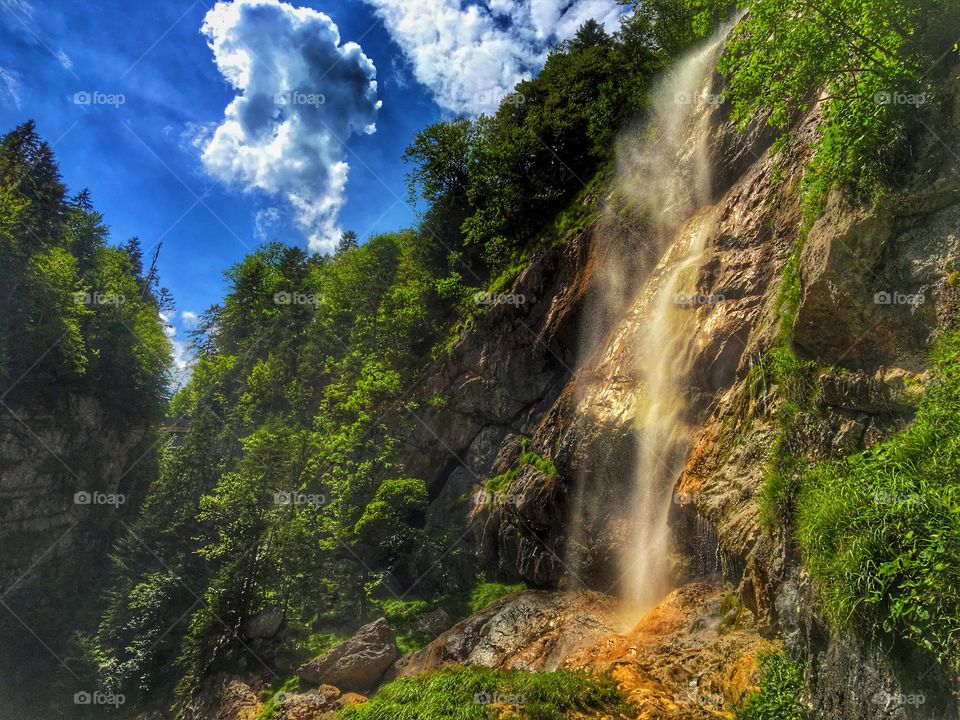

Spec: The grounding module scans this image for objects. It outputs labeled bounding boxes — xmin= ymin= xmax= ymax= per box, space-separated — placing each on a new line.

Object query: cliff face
xmin=396 ymin=60 xmax=960 ymax=718
xmin=0 ymin=395 xmax=151 ymax=704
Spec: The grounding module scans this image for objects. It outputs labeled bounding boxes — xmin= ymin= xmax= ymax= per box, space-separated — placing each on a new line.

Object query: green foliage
xmin=796 ymin=331 xmax=960 ymax=674
xmin=734 ymin=653 xmax=804 ymax=720
xmin=257 ymin=677 xmax=301 ymax=720
xmin=486 ymin=440 xmax=558 ymax=496
xmin=335 ymin=666 xmax=635 ymax=720
xmin=0 ymin=121 xmax=172 ymax=415
xmin=721 ymin=0 xmax=958 ymax=215
xmin=402 ymin=13 xmax=703 ymax=284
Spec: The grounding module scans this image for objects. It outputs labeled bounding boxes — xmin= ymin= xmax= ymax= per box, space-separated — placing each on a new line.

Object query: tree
xmin=336 ymin=230 xmax=358 ymax=254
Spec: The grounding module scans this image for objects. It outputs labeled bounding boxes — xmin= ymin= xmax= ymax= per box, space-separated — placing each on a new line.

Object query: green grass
xmin=257 ymin=677 xmax=300 ymax=720
xmin=796 ymin=330 xmax=960 ymax=674
xmin=334 ymin=665 xmax=635 ymax=720
xmin=734 ymin=653 xmax=804 ymax=720
xmin=466 ymin=582 xmax=525 ymax=614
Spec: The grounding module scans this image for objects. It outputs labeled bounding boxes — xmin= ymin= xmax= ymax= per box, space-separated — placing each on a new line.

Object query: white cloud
xmin=180 ymin=311 xmax=200 ymax=329
xmin=198 ymin=0 xmax=381 ymax=254
xmin=254 ymin=206 xmax=282 ymax=241
xmin=55 ymin=49 xmax=73 ymax=70
xmin=364 ymin=0 xmax=627 ymax=114
xmin=0 ymin=67 xmax=21 ymax=109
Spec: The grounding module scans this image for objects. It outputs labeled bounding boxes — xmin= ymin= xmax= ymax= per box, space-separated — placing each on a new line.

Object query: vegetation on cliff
xmin=0 ymin=121 xmax=172 ymax=416
xmin=797 ymin=330 xmax=960 ymax=675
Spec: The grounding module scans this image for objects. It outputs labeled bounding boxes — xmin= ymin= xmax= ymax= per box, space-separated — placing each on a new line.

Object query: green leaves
xmin=735 ymin=653 xmax=805 ymax=720
xmin=721 ymin=0 xmax=954 ymax=215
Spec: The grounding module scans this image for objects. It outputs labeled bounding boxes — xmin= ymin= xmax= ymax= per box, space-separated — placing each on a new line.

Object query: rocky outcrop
xmin=401 ymin=584 xmax=775 ymax=720
xmin=181 ymin=678 xmax=366 ymax=720
xmin=398 ymin=590 xmax=619 ymax=675
xmin=297 ymin=618 xmax=398 ymax=692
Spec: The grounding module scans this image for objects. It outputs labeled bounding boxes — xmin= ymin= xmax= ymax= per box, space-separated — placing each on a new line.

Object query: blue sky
xmin=0 ymin=0 xmax=627 ymax=366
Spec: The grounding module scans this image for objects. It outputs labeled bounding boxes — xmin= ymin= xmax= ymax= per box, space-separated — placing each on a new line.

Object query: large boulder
xmin=241 ymin=606 xmax=284 ymax=640
xmin=397 ymin=590 xmax=618 ymax=676
xmin=297 ymin=618 xmax=398 ymax=692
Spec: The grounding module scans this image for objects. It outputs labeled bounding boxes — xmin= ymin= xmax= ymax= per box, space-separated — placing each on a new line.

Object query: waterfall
xmin=614 ymin=27 xmax=734 ymax=611
xmin=568 ymin=23 xmax=737 ymax=613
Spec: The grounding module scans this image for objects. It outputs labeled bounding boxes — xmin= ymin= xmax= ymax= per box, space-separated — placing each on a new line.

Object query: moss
xmin=334 ymin=665 xmax=635 ymax=720
xmin=485 ymin=438 xmax=557 ymax=499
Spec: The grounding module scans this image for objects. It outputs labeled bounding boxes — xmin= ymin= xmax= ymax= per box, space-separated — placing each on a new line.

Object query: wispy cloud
xmin=0 ymin=67 xmax=22 ymax=109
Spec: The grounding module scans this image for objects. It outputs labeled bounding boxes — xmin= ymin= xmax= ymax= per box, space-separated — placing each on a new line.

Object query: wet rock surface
xmin=400 ymin=584 xmax=775 ymax=719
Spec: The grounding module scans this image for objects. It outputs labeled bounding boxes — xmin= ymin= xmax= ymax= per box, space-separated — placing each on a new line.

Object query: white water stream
xmin=574 ymin=25 xmax=737 ymax=612
xmin=616 ymin=28 xmax=734 ymax=610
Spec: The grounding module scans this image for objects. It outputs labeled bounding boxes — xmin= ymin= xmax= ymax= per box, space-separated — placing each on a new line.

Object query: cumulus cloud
xmin=364 ymin=0 xmax=628 ymax=114
xmin=198 ymin=0 xmax=381 ymax=253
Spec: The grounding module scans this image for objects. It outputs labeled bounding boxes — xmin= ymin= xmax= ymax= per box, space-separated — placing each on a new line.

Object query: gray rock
xmin=412 ymin=608 xmax=453 ymax=637
xmin=241 ymin=606 xmax=284 ymax=640
xmin=297 ymin=618 xmax=397 ymax=692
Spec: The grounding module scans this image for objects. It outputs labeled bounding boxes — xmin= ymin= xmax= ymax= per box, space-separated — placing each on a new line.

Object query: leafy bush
xmin=721 ymin=0 xmax=958 ymax=215
xmin=735 ymin=652 xmax=804 ymax=720
xmin=335 ymin=666 xmax=635 ymax=720
xmin=796 ymin=331 xmax=960 ymax=674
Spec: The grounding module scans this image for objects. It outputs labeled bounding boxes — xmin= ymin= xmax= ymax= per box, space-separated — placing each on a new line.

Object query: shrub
xmin=735 ymin=652 xmax=804 ymax=720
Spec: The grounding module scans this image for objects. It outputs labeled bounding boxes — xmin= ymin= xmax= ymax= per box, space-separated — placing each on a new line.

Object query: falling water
xmin=613 ymin=26 xmax=735 ymax=611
